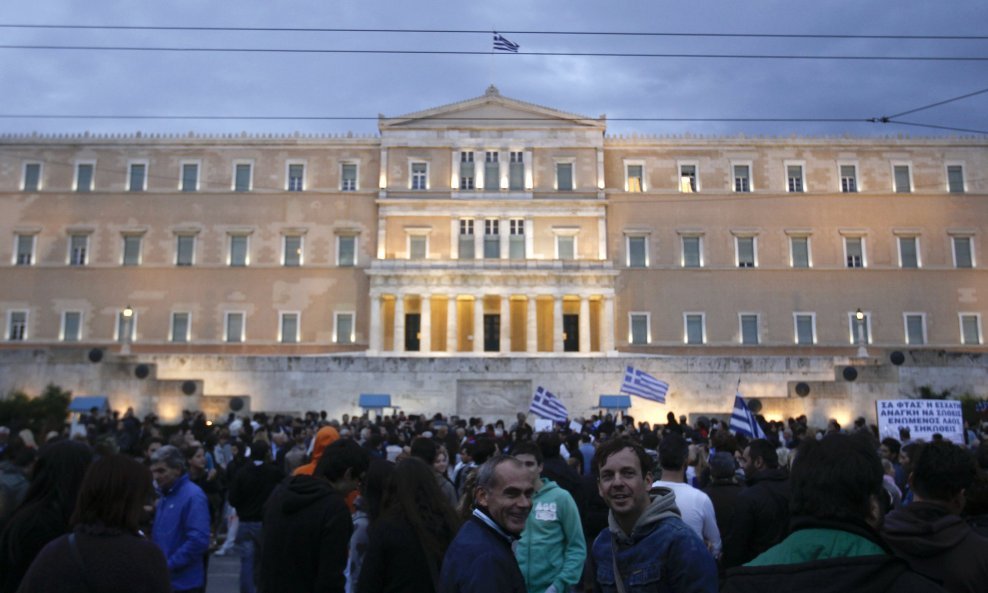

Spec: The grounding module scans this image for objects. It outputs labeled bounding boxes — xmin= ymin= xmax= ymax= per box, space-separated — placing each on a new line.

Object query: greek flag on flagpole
xmin=529 ymin=386 xmax=568 ymax=423
xmin=730 ymin=394 xmax=767 ymax=439
xmin=619 ymin=366 xmax=669 ymax=404
xmin=493 ymin=32 xmax=520 ymax=53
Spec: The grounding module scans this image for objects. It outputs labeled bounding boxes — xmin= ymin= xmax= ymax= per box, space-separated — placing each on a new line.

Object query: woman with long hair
xmin=357 ymin=457 xmax=460 ymax=593
xmin=0 ymin=439 xmax=93 ymax=593
xmin=18 ymin=454 xmax=170 ymax=592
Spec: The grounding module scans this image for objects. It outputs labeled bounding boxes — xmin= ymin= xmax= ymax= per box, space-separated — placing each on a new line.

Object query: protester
xmin=0 ymin=439 xmax=94 ymax=593
xmin=588 ymin=438 xmax=717 ymax=593
xmin=294 ymin=424 xmax=340 ymax=476
xmin=439 ymin=455 xmax=535 ymax=593
xmin=228 ymin=439 xmax=285 ymax=593
xmin=17 ymin=455 xmax=171 ymax=593
xmin=411 ymin=436 xmax=459 ymax=509
xmin=653 ymin=433 xmax=721 ymax=557
xmin=348 ymin=458 xmax=395 ymax=593
xmin=150 ymin=444 xmax=211 ymax=593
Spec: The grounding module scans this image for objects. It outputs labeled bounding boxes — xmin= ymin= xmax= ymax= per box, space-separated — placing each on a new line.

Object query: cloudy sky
xmin=1 ymin=0 xmax=986 ymax=138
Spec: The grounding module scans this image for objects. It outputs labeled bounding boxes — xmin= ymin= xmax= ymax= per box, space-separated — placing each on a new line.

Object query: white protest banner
xmin=534 ymin=418 xmax=555 ymax=433
xmin=876 ymin=399 xmax=964 ymax=444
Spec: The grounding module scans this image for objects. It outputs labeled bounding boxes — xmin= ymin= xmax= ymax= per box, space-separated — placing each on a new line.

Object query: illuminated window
xmin=626 ymin=163 xmax=644 ymax=193
xmin=509 ymin=219 xmax=525 ymax=259
xmin=556 ymin=162 xmax=573 ymax=191
xmin=283 ymin=235 xmax=303 ymax=267
xmin=679 ymin=163 xmax=697 ymax=192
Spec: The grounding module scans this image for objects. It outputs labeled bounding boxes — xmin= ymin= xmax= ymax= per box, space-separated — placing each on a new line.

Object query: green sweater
xmin=747 ymin=528 xmax=886 ymax=567
xmin=515 ymin=478 xmax=587 ymax=593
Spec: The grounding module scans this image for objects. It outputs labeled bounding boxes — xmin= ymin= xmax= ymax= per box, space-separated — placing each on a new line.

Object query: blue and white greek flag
xmin=493 ymin=32 xmax=520 ymax=53
xmin=529 ymin=386 xmax=568 ymax=423
xmin=731 ymin=394 xmax=767 ymax=439
xmin=619 ymin=366 xmax=669 ymax=404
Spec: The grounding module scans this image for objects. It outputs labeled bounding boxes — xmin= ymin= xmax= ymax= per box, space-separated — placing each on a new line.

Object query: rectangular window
xmin=411 ymin=162 xmax=427 ymax=190
xmin=229 ymin=235 xmax=249 ymax=267
xmin=8 ymin=311 xmax=27 ymax=341
xmin=898 ymin=236 xmax=919 ymax=268
xmin=733 ymin=164 xmax=751 ymax=192
xmin=509 ymin=219 xmax=525 ymax=259
xmin=283 ymin=235 xmax=303 ymax=267
xmin=960 ymin=314 xmax=981 ymax=345
xmin=893 ymin=165 xmax=912 ymax=193
xmin=509 ymin=151 xmax=524 ymax=190
xmin=556 ymin=163 xmax=573 ymax=191
xmin=740 ymin=314 xmax=759 ymax=345
xmin=483 ymin=220 xmax=500 ymax=259
xmin=787 ymin=164 xmax=804 ymax=193
xmin=790 ymin=236 xmax=810 ymax=268
xmin=484 ymin=152 xmax=499 ymax=190
xmin=947 ymin=165 xmax=965 ymax=194
xmin=176 ymin=235 xmax=195 ymax=266
xmin=15 ymin=234 xmax=35 ymax=266
xmin=409 ymin=235 xmax=427 ymax=260
xmin=128 ymin=163 xmax=146 ymax=192
xmin=288 ymin=163 xmax=305 ymax=192
xmin=341 ymin=164 xmax=357 ymax=191
xmin=685 ymin=314 xmax=704 ymax=345
xmin=680 ymin=164 xmax=697 ymax=193
xmin=627 ymin=236 xmax=647 ymax=268
xmin=122 ymin=235 xmax=142 ymax=266
xmin=459 ymin=152 xmax=475 ymax=190
xmin=69 ymin=234 xmax=88 ymax=266
xmin=849 ymin=312 xmax=871 ymax=345
xmin=736 ymin=236 xmax=756 ymax=268
xmin=225 ymin=312 xmax=245 ymax=343
xmin=629 ymin=313 xmax=649 ymax=345
xmin=171 ymin=312 xmax=190 ymax=343
xmin=62 ymin=311 xmax=82 ymax=342
xmin=795 ymin=314 xmax=815 ymax=345
xmin=181 ymin=163 xmax=199 ymax=192
xmin=953 ymin=236 xmax=974 ymax=268
xmin=458 ymin=219 xmax=475 ymax=259
xmin=626 ymin=164 xmax=643 ymax=192
xmin=905 ymin=314 xmax=926 ymax=345
xmin=75 ymin=163 xmax=94 ymax=192
xmin=234 ymin=163 xmax=252 ymax=192
xmin=557 ymin=236 xmax=575 ymax=260
xmin=280 ymin=312 xmax=299 ymax=344
xmin=335 ymin=312 xmax=354 ymax=344
xmin=840 ymin=165 xmax=857 ymax=193
xmin=845 ymin=237 xmax=864 ymax=268
xmin=22 ymin=163 xmax=41 ymax=191
xmin=337 ymin=235 xmax=356 ymax=267
xmin=682 ymin=236 xmax=702 ymax=268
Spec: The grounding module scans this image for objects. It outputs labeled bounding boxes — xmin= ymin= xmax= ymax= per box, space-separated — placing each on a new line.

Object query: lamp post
xmin=855 ymin=308 xmax=868 ymax=358
xmin=121 ymin=305 xmax=134 ymax=355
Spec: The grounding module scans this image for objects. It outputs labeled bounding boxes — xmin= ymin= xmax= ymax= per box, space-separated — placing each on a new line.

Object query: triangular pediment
xmin=379 ymin=85 xmax=605 ymax=131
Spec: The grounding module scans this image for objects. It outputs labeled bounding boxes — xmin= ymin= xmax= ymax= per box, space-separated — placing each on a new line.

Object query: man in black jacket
xmin=722 ymin=438 xmax=790 ymax=568
xmin=261 ymin=439 xmax=369 ymax=593
xmin=228 ymin=440 xmax=285 ymax=593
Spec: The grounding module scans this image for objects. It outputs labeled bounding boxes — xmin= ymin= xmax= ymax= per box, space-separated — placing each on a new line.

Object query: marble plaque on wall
xmin=456 ymin=379 xmax=532 ymax=420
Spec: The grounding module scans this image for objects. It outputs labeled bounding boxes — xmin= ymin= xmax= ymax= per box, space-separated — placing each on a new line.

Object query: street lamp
xmin=855 ymin=308 xmax=868 ymax=358
xmin=121 ymin=304 xmax=134 ymax=355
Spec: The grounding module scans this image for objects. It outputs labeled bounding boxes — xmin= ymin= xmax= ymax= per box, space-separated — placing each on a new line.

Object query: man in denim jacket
xmin=590 ymin=438 xmax=717 ymax=593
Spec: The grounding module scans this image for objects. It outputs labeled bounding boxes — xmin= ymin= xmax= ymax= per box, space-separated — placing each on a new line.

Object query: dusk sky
xmin=1 ymin=0 xmax=986 ymax=138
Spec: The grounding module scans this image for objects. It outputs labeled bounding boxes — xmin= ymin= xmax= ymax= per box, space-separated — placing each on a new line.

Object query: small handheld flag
xmin=730 ymin=394 xmax=767 ymax=439
xmin=619 ymin=366 xmax=669 ymax=404
xmin=493 ymin=32 xmax=520 ymax=53
xmin=529 ymin=386 xmax=568 ymax=423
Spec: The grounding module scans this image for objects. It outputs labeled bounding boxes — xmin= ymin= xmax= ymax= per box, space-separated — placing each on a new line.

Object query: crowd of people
xmin=0 ymin=406 xmax=987 ymax=592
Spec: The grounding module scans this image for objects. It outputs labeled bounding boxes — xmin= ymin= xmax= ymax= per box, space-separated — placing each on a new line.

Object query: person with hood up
xmin=261 ymin=438 xmax=370 ymax=593
xmin=588 ymin=438 xmax=717 ymax=593
xmin=294 ymin=425 xmax=341 ymax=476
xmin=882 ymin=440 xmax=988 ymax=593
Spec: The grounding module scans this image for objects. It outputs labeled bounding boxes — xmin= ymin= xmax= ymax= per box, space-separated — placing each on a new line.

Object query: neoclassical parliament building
xmin=1 ymin=87 xmax=986 ymax=419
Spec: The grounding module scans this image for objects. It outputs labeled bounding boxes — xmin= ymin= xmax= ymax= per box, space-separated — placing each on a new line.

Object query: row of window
xmin=627 ymin=312 xmax=984 ymax=346
xmin=17 ymin=157 xmax=969 ymax=195
xmin=624 ymin=233 xmax=977 ymax=269
xmin=5 ymin=310 xmax=356 ymax=345
xmin=13 ymin=232 xmax=357 ymax=267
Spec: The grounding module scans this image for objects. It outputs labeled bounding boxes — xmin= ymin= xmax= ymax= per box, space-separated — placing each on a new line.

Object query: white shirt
xmin=652 ymin=480 xmax=722 ymax=557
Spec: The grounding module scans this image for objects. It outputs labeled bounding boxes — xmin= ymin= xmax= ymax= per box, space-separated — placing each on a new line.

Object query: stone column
xmin=474 ymin=227 xmax=483 ymax=260
xmin=598 ymin=217 xmax=608 ymax=260
xmin=500 ymin=295 xmax=511 ymax=353
xmin=500 ymin=218 xmax=510 ymax=259
xmin=369 ymin=294 xmax=382 ymax=353
xmin=527 ymin=295 xmax=537 ymax=353
xmin=447 ymin=295 xmax=458 ymax=353
xmin=473 ymin=295 xmax=484 ymax=353
xmin=525 ymin=219 xmax=535 ymax=259
xmin=579 ymin=296 xmax=591 ymax=353
xmin=420 ymin=294 xmax=431 ymax=354
xmin=393 ymin=295 xmax=405 ymax=353
xmin=450 ymin=220 xmax=459 ymax=260
xmin=553 ymin=295 xmax=564 ymax=352
xmin=603 ymin=295 xmax=616 ymax=353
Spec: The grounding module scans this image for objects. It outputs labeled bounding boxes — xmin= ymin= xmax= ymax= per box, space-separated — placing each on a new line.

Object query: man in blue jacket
xmin=439 ymin=455 xmax=535 ymax=593
xmin=151 ymin=445 xmax=211 ymax=593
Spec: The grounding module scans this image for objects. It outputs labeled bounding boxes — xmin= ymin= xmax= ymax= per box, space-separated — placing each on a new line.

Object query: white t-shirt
xmin=652 ymin=480 xmax=722 ymax=557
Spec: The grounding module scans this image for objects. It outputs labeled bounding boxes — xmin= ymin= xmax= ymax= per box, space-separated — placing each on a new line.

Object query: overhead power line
xmin=0 ymin=44 xmax=984 ymax=61
xmin=1 ymin=23 xmax=987 ymax=41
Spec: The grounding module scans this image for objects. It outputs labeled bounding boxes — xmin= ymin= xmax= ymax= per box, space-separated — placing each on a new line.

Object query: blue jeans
xmin=236 ymin=521 xmax=263 ymax=593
